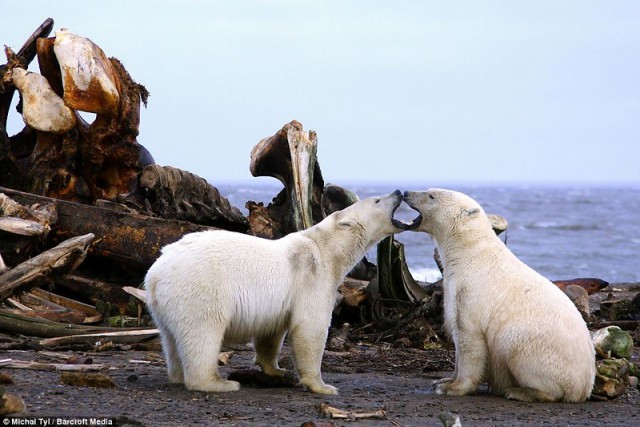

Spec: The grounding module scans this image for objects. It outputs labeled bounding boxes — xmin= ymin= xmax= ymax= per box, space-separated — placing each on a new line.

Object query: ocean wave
xmin=409 ymin=267 xmax=443 ymax=283
xmin=524 ymin=222 xmax=600 ymax=231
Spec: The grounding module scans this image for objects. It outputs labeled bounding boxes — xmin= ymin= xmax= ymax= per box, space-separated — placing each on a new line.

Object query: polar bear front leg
xmin=289 ymin=323 xmax=337 ymax=395
xmin=435 ymin=333 xmax=487 ymax=396
xmin=254 ymin=331 xmax=289 ymax=377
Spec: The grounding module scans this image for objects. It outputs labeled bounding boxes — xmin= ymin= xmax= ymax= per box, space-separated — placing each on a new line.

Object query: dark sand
xmin=2 ymin=343 xmax=638 ymax=427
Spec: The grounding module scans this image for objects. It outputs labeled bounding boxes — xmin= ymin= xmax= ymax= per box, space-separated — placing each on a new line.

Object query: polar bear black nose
xmin=393 ymin=189 xmax=402 ymax=196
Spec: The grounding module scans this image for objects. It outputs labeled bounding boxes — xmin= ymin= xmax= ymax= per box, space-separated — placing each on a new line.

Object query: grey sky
xmin=5 ymin=1 xmax=640 ymax=185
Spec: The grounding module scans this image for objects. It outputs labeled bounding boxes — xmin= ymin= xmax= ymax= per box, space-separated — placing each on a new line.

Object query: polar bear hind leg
xmin=155 ymin=318 xmax=184 ymax=384
xmin=180 ymin=324 xmax=240 ymax=392
xmin=253 ymin=331 xmax=289 ymax=376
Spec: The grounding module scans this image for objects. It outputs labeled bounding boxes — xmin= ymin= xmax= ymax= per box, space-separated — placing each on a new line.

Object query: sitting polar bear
xmin=145 ymin=190 xmax=409 ymax=394
xmin=402 ymin=188 xmax=595 ymax=402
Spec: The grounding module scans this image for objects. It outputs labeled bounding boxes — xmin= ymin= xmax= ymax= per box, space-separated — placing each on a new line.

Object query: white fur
xmin=145 ymin=192 xmax=405 ymax=394
xmin=404 ymin=188 xmax=595 ymax=402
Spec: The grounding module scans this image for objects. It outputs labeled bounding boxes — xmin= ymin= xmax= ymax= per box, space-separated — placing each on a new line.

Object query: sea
xmin=215 ymin=181 xmax=640 ymax=284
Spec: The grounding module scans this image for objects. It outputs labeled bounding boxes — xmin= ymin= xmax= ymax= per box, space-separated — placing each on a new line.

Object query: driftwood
xmin=554 ymin=278 xmax=610 ymax=295
xmin=0 ymin=309 xmax=151 ymax=338
xmin=30 ymin=287 xmax=102 ymax=323
xmin=55 ymin=274 xmax=134 ymax=314
xmin=318 ymin=403 xmax=386 ymax=421
xmin=0 ymin=359 xmax=105 ymax=372
xmin=0 ymin=233 xmax=93 ymax=300
xmin=39 ymin=329 xmax=159 ymax=348
xmin=0 ymin=186 xmax=214 ymax=275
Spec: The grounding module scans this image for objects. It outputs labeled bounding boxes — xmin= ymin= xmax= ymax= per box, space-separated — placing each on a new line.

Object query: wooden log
xmin=0 ymin=233 xmax=93 ymax=300
xmin=57 ymin=275 xmax=137 ymax=313
xmin=0 ymin=186 xmax=215 ymax=272
xmin=123 ymin=286 xmax=146 ymax=304
xmin=0 ymin=359 xmax=105 ymax=372
xmin=0 ymin=217 xmax=44 ymax=236
xmin=553 ymin=278 xmax=609 ymax=295
xmin=2 ymin=309 xmax=84 ymax=325
xmin=39 ymin=329 xmax=159 ymax=348
xmin=0 ymin=309 xmax=153 ymax=338
xmin=17 ymin=290 xmax=87 ymax=324
xmin=30 ymin=287 xmax=102 ymax=323
xmin=0 ymin=192 xmax=57 ymax=266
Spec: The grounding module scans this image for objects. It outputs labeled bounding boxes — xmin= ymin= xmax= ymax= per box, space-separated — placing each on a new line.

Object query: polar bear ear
xmin=337 ymin=218 xmax=356 ymax=228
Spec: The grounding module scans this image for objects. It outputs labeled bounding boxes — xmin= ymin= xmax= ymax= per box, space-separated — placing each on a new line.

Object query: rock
xmin=563 ymin=285 xmax=590 ymax=318
xmin=0 ymin=372 xmax=14 ymax=385
xmin=0 ymin=387 xmax=26 ymax=415
xmin=592 ymin=373 xmax=627 ymax=400
xmin=60 ymin=372 xmax=116 ymax=388
xmin=596 ymin=358 xmax=630 ymax=380
xmin=438 ymin=411 xmax=462 ymax=427
xmin=591 ymin=351 xmax=636 ymax=399
xmin=592 ymin=326 xmax=634 ymax=359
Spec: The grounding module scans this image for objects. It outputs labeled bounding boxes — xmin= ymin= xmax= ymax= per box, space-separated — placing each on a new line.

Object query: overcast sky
xmin=5 ymin=1 xmax=640 ymax=185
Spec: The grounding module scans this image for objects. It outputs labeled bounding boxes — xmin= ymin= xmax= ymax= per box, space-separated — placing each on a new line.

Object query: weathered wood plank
xmin=0 ymin=186 xmax=215 ymax=270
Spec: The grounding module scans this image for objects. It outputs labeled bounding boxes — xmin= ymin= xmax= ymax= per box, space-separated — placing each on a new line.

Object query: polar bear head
xmin=401 ymin=188 xmax=494 ymax=242
xmin=314 ymin=190 xmax=411 ymax=246
xmin=336 ymin=189 xmax=412 ymax=233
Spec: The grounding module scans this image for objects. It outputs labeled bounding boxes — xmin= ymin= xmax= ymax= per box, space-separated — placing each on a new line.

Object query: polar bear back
xmin=146 ymin=230 xmax=310 ymax=343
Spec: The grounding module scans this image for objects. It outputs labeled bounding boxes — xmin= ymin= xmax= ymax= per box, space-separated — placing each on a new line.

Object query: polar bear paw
xmin=186 ymin=379 xmax=241 ymax=393
xmin=259 ymin=366 xmax=291 ymax=377
xmin=505 ymin=387 xmax=558 ymax=402
xmin=435 ymin=380 xmax=472 ymax=396
xmin=305 ymin=382 xmax=339 ymax=395
xmin=433 ymin=376 xmax=454 ymax=386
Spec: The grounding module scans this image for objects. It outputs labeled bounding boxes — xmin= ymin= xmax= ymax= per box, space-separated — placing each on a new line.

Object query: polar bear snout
xmin=391 ymin=191 xmax=423 ymax=230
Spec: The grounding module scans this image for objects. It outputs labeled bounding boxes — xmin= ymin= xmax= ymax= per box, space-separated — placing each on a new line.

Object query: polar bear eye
xmin=375 ymin=198 xmax=380 ymax=204
xmin=429 ymin=194 xmax=435 ymax=200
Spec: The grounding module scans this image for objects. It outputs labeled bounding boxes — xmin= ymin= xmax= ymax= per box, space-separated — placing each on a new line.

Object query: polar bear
xmin=145 ymin=190 xmax=410 ymax=394
xmin=402 ymin=188 xmax=595 ymax=402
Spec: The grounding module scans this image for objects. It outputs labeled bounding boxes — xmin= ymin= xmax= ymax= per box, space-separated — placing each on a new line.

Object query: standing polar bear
xmin=402 ymin=188 xmax=595 ymax=402
xmin=145 ymin=190 xmax=410 ymax=394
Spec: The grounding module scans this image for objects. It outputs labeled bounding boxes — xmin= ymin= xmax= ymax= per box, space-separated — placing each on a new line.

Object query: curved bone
xmin=53 ymin=28 xmax=119 ymax=114
xmin=11 ymin=67 xmax=76 ymax=133
xmin=250 ymin=120 xmax=321 ymax=232
xmin=287 ymin=125 xmax=317 ymax=230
